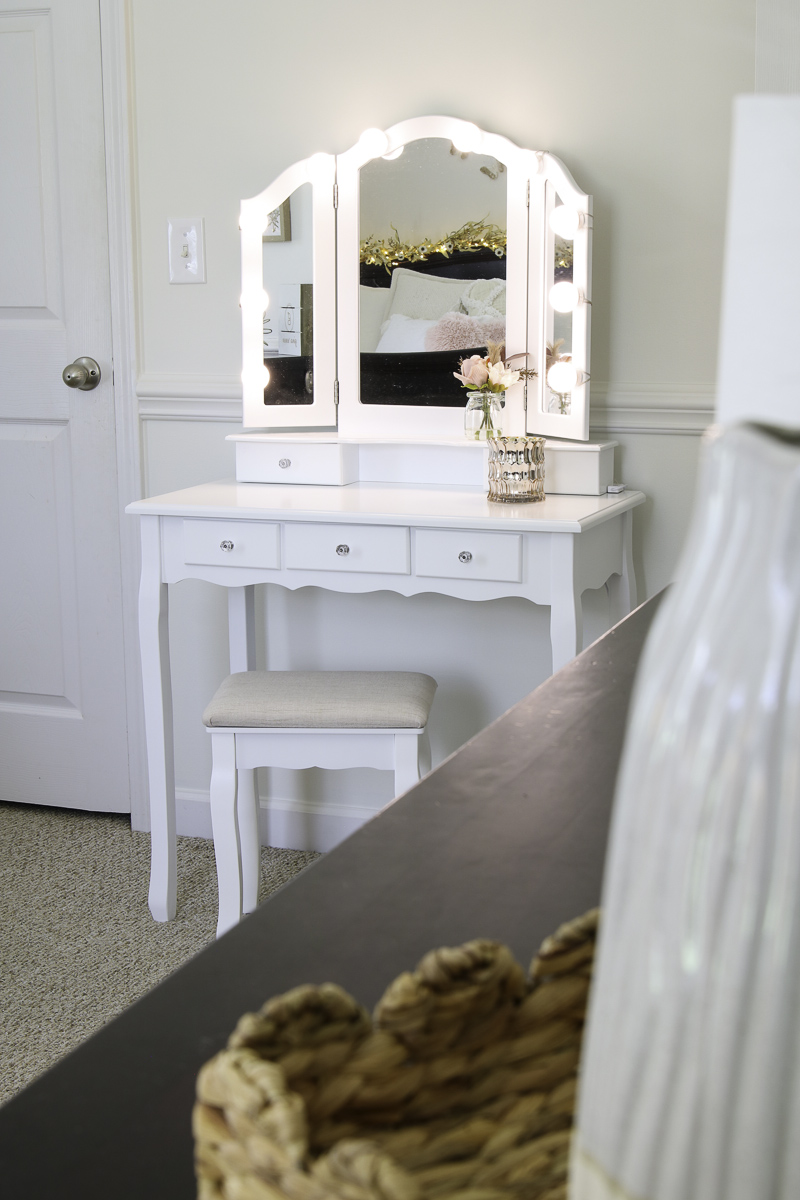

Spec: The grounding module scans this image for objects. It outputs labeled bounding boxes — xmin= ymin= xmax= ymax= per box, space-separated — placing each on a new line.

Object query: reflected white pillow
xmin=461 ymin=278 xmax=506 ymax=317
xmin=374 ymin=313 xmax=438 ymax=353
xmin=359 ymin=286 xmax=391 ymax=352
xmin=385 ymin=268 xmax=468 ymax=321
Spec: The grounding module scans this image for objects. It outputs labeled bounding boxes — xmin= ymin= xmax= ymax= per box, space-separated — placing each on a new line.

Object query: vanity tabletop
xmin=126 ymin=479 xmax=645 ymax=533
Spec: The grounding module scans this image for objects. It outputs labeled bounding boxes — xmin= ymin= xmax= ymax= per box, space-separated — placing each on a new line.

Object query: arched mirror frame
xmin=240 ymin=119 xmax=592 ymax=441
xmin=240 ymin=152 xmax=337 ymax=427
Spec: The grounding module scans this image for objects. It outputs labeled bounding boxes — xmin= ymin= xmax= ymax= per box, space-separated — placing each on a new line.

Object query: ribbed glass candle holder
xmin=487 ymin=436 xmax=545 ymax=503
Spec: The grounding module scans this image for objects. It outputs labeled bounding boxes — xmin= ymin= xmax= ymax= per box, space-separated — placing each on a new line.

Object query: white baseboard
xmin=175 ymin=787 xmax=379 ymax=853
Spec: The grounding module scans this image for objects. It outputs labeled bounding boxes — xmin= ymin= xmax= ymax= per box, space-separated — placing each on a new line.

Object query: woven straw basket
xmin=194 ymin=909 xmax=598 ymax=1200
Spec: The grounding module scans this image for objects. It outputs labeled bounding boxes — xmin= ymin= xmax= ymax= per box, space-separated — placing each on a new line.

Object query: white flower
xmin=487 ymin=362 xmax=520 ymax=390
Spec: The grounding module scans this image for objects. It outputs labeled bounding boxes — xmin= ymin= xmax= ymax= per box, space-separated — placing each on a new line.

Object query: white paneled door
xmin=0 ymin=0 xmax=130 ymax=811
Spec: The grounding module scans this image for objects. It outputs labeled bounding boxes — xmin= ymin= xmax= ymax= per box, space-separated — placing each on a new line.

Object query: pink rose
xmin=453 ymin=354 xmax=490 ymax=388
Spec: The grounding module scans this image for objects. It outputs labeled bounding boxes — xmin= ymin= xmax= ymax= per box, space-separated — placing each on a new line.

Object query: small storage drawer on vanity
xmin=415 ymin=529 xmax=522 ymax=583
xmin=182 ymin=519 xmax=280 ymax=568
xmin=284 ymin=523 xmax=410 ymax=574
xmin=233 ymin=438 xmax=359 ymax=485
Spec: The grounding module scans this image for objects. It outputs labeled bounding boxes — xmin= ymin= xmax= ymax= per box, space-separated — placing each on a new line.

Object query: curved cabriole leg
xmin=393 ymin=731 xmax=422 ymax=797
xmin=209 ymin=732 xmax=242 ymax=938
xmin=550 ymin=532 xmax=583 ymax=674
xmin=606 ymin=510 xmax=637 ymax=627
xmin=139 ymin=516 xmax=177 ymax=922
xmin=237 ymin=768 xmax=260 ymax=914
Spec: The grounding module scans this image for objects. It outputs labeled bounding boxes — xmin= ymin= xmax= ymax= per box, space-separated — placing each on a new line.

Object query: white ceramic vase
xmin=572 ymin=422 xmax=800 ymax=1200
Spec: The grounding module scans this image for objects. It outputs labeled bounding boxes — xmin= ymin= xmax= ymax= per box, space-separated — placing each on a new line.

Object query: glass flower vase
xmin=573 ymin=422 xmax=800 ymax=1200
xmin=487 ymin=436 xmax=545 ymax=502
xmin=464 ymin=391 xmax=503 ymax=440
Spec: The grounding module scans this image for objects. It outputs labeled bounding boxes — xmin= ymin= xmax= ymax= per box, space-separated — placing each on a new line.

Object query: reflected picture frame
xmin=263 ymin=199 xmax=292 ymax=243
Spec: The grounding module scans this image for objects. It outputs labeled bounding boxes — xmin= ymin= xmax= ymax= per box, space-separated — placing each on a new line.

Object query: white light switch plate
xmin=168 ymin=217 xmax=206 ymax=283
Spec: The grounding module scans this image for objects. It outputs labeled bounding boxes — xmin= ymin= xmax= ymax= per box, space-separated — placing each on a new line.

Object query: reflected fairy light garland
xmin=554 ymin=240 xmax=573 ymax=270
xmin=360 ymin=221 xmax=574 ymax=276
xmin=360 ymin=219 xmax=507 ymax=273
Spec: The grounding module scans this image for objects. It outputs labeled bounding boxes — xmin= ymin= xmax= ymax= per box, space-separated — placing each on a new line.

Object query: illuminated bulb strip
xmin=307 ymin=152 xmax=332 ymax=182
xmin=549 ymin=206 xmax=582 ymax=239
xmin=546 ymin=362 xmax=589 ymax=394
xmin=547 ymin=362 xmax=578 ymax=393
xmin=358 ymin=127 xmax=389 ymax=160
xmin=549 ymin=281 xmax=582 ymax=313
xmin=242 ymin=365 xmax=270 ymax=391
xmin=240 ymin=289 xmax=270 ymax=312
xmin=451 ymin=122 xmax=483 ymax=154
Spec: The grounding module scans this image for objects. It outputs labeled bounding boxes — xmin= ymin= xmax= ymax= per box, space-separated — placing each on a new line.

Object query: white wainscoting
xmin=176 ymin=786 xmax=377 ymax=852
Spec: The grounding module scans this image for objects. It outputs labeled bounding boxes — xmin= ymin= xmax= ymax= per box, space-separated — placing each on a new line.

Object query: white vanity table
xmin=127 ymin=478 xmax=643 ymax=922
xmin=129 ymin=115 xmax=648 ymax=923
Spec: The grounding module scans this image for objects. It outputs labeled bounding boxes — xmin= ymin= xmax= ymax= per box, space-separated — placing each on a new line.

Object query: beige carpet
xmin=0 ymin=801 xmax=320 ymax=1106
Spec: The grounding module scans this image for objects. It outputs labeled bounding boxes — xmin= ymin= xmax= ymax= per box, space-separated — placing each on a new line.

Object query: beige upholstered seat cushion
xmin=202 ymin=671 xmax=437 ymax=730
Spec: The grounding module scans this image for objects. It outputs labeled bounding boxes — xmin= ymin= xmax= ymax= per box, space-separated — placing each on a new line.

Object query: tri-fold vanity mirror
xmin=237 ymin=116 xmax=606 ymax=491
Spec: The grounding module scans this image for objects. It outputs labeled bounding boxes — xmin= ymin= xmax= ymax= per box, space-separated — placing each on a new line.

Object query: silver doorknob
xmin=62 ymin=357 xmax=101 ymax=391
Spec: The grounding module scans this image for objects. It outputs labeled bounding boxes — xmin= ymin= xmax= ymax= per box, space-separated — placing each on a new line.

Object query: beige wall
xmin=130 ymin=0 xmax=754 ymax=389
xmin=128 ymin=0 xmax=755 ymax=838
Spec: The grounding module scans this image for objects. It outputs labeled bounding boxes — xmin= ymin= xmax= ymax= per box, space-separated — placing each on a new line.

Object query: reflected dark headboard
xmin=360 ymin=247 xmax=506 ymax=289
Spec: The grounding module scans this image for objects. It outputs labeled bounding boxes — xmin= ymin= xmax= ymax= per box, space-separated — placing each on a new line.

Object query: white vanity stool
xmin=202 ymin=669 xmax=437 ymax=936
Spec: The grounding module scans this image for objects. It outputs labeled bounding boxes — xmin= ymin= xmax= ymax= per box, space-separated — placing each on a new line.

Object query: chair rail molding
xmin=137 ymin=374 xmax=715 ymax=436
xmin=590 ymin=382 xmax=715 ymax=436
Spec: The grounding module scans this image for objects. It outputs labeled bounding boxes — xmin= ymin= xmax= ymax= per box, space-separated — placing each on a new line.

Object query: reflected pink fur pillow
xmin=424 ymin=311 xmax=506 ymax=352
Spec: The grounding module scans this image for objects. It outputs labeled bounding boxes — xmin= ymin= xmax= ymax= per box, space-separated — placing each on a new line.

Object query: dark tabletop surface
xmin=0 ymin=593 xmax=663 ymax=1197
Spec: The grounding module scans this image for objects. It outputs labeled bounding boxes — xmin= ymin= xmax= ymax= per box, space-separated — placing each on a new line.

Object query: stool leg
xmin=419 ymin=729 xmax=432 ymax=778
xmin=237 ymin=767 xmax=260 ymax=914
xmin=209 ymin=732 xmax=242 ymax=937
xmin=393 ymin=731 xmax=422 ymax=797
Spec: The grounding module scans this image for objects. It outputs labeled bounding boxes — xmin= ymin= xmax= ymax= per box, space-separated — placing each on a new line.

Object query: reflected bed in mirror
xmin=359 ymin=137 xmax=507 ymax=407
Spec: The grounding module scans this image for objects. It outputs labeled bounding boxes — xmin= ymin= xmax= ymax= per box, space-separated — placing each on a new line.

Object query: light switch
xmin=168 ymin=217 xmax=206 ymax=283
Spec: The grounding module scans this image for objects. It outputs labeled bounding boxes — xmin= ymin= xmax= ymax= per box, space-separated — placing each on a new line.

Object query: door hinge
xmin=526 ymin=179 xmax=530 ymax=207
xmin=333 ymin=183 xmax=338 ymax=209
xmin=334 ymin=379 xmax=339 ymax=405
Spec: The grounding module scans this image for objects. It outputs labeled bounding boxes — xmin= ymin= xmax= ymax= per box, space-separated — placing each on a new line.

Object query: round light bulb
xmin=382 ymin=145 xmax=404 ymax=161
xmin=240 ymin=289 xmax=269 ymax=312
xmin=307 ymin=151 xmax=331 ymax=181
xmin=549 ymin=281 xmax=580 ymax=313
xmin=358 ymin=127 xmax=389 ymax=159
xmin=549 ymin=206 xmax=581 ymax=240
xmin=547 ymin=361 xmax=579 ymax=394
xmin=241 ymin=365 xmax=270 ymax=391
xmin=239 ymin=206 xmax=266 ymax=236
xmin=451 ymin=122 xmax=482 ymax=154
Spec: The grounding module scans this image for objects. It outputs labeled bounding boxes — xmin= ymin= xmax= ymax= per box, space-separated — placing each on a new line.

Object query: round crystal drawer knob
xmin=278 ymin=458 xmax=291 ymax=469
xmin=336 ymin=544 xmax=350 ymax=556
xmin=458 ymin=550 xmax=473 ymax=563
xmin=220 ymin=540 xmax=234 ymax=552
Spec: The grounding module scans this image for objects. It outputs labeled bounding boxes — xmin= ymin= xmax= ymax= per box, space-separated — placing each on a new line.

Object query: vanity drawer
xmin=415 ymin=529 xmax=522 ymax=583
xmin=182 ymin=519 xmax=280 ymax=568
xmin=284 ymin=523 xmax=410 ymax=574
xmin=234 ymin=439 xmax=359 ymax=485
